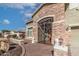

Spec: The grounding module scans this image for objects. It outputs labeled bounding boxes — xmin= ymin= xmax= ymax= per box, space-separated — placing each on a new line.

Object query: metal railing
xmin=38 ymin=24 xmax=49 ymax=43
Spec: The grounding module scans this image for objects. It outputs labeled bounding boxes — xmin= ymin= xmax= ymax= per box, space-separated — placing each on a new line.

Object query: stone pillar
xmin=33 ymin=22 xmax=38 ymax=43
xmin=53 ymin=20 xmax=69 ymax=56
xmin=25 ymin=25 xmax=28 ymax=39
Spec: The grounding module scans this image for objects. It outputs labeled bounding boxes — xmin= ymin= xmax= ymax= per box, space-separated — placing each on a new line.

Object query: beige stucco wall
xmin=65 ymin=7 xmax=79 ymax=26
xmin=65 ymin=4 xmax=79 ymax=46
xmin=65 ymin=4 xmax=79 ymax=56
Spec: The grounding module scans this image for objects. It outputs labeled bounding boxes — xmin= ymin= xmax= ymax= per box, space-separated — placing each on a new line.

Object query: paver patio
xmin=24 ymin=43 xmax=53 ymax=56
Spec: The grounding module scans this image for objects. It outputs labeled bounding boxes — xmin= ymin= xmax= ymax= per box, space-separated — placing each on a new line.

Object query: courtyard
xmin=0 ymin=3 xmax=79 ymax=56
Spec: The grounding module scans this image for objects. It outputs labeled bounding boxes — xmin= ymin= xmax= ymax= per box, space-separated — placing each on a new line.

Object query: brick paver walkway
xmin=24 ymin=43 xmax=53 ymax=56
xmin=1 ymin=43 xmax=54 ymax=56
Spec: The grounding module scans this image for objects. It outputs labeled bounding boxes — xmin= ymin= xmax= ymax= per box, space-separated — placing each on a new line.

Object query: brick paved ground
xmin=1 ymin=43 xmax=53 ymax=56
xmin=24 ymin=43 xmax=53 ymax=56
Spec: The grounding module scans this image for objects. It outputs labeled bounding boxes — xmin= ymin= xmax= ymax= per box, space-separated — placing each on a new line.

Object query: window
xmin=27 ymin=27 xmax=33 ymax=37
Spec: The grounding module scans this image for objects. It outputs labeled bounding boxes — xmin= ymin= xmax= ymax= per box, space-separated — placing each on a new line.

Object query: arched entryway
xmin=38 ymin=17 xmax=53 ymax=45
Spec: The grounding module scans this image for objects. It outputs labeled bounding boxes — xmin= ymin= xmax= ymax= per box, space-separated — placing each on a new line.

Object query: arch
xmin=37 ymin=15 xmax=54 ymax=44
xmin=36 ymin=15 xmax=55 ymax=23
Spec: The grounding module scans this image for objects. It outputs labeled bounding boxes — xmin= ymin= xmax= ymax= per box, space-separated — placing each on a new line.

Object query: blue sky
xmin=0 ymin=3 xmax=40 ymax=31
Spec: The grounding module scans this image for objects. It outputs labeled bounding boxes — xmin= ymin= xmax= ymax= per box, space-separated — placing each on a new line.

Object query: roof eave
xmin=32 ymin=3 xmax=45 ymax=18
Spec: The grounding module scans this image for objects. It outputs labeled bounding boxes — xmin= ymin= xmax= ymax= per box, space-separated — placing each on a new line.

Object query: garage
xmin=71 ymin=26 xmax=79 ymax=56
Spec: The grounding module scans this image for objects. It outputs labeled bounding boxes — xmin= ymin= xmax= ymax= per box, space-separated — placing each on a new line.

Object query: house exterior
xmin=26 ymin=3 xmax=79 ymax=56
xmin=26 ymin=3 xmax=69 ymax=56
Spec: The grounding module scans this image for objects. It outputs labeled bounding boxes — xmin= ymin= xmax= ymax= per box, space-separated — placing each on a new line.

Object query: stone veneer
xmin=26 ymin=3 xmax=70 ymax=56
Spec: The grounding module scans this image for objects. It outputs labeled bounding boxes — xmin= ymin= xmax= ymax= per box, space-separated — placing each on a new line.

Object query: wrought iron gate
xmin=38 ymin=17 xmax=53 ymax=44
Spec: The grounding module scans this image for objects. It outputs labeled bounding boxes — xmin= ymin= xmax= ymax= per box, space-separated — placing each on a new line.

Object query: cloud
xmin=24 ymin=13 xmax=32 ymax=17
xmin=0 ymin=3 xmax=39 ymax=20
xmin=0 ymin=3 xmax=37 ymax=9
xmin=3 ymin=19 xmax=10 ymax=25
xmin=24 ymin=12 xmax=33 ymax=22
xmin=0 ymin=3 xmax=37 ymax=19
xmin=0 ymin=3 xmax=40 ymax=24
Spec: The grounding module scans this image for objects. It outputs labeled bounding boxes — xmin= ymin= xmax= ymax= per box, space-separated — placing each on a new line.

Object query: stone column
xmin=53 ymin=20 xmax=69 ymax=56
xmin=33 ymin=22 xmax=38 ymax=43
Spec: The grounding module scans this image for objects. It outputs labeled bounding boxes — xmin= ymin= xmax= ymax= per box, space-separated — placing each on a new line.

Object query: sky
xmin=0 ymin=3 xmax=41 ymax=31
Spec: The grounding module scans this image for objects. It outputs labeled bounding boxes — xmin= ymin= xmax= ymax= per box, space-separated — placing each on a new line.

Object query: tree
xmin=2 ymin=30 xmax=10 ymax=33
